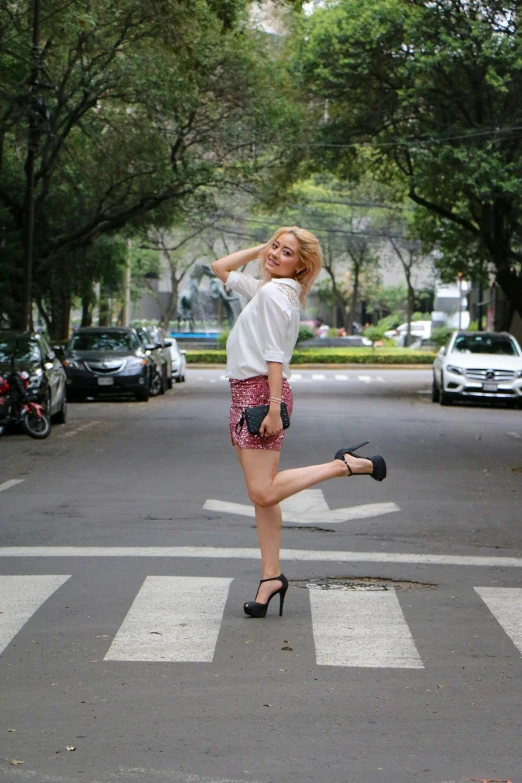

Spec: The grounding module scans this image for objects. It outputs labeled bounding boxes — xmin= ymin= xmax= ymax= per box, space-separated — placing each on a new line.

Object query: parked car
xmin=0 ymin=330 xmax=67 ymax=423
xmin=135 ymin=326 xmax=172 ymax=395
xmin=168 ymin=337 xmax=187 ymax=383
xmin=62 ymin=327 xmax=151 ymax=401
xmin=385 ymin=320 xmax=432 ymax=345
xmin=409 ymin=337 xmax=439 ymax=351
xmin=432 ymin=331 xmax=522 ymax=406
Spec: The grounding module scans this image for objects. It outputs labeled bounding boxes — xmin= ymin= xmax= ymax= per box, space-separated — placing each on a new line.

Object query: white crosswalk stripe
xmin=203 ymin=373 xmax=395 ymax=385
xmin=310 ymin=589 xmax=423 ymax=668
xmin=474 ymin=587 xmax=522 ymax=655
xmin=0 ymin=575 xmax=70 ymax=654
xmin=1 ymin=577 xmax=521 ymax=668
xmin=105 ymin=576 xmax=233 ymax=662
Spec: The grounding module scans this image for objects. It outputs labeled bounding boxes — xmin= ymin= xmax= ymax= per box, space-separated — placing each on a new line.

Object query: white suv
xmin=432 ymin=331 xmax=522 ymax=406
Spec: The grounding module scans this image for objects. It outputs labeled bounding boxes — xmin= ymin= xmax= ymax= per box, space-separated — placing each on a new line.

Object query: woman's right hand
xmin=259 ymin=410 xmax=283 ymax=438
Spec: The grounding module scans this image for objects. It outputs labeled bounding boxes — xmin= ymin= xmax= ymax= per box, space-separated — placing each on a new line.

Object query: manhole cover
xmin=289 ymin=576 xmax=436 ymax=591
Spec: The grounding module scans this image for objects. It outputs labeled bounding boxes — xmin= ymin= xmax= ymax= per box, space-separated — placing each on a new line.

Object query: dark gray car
xmin=62 ymin=327 xmax=151 ymax=402
xmin=0 ymin=330 xmax=67 ymax=423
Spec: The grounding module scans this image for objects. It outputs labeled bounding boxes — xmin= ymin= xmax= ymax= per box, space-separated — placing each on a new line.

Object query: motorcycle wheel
xmin=22 ymin=409 xmax=52 ymax=439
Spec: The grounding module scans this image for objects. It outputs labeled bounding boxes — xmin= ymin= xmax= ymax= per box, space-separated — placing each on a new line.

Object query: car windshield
xmin=70 ymin=332 xmax=138 ymax=351
xmin=0 ymin=336 xmax=40 ymax=365
xmin=452 ymin=334 xmax=519 ymax=356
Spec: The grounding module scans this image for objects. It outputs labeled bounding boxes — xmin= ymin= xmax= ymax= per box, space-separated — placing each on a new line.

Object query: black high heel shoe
xmin=244 ymin=574 xmax=289 ymax=618
xmin=335 ymin=441 xmax=387 ymax=482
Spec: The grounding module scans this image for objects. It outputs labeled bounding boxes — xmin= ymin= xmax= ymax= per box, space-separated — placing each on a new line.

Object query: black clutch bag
xmin=235 ymin=402 xmax=290 ymax=436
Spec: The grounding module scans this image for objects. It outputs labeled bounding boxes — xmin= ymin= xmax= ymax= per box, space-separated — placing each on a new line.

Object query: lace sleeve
xmin=273 ymin=282 xmax=300 ymax=309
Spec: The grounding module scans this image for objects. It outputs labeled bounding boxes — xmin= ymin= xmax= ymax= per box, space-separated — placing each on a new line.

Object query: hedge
xmin=186 ymin=349 xmax=436 ymax=365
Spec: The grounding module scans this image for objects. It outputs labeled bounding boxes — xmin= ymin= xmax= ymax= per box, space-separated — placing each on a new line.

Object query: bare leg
xmin=239 ymin=448 xmax=372 ymax=509
xmin=234 ymin=446 xmax=372 ymax=604
xmin=235 ymin=446 xmax=285 ymax=604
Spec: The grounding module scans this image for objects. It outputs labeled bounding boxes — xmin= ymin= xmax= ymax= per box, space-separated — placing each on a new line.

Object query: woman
xmin=211 ymin=227 xmax=386 ymax=619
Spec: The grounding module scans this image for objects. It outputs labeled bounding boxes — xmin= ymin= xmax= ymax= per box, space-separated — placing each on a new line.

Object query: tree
xmin=298 ymin=0 xmax=522 ymax=328
xmin=0 ymin=0 xmax=299 ymax=336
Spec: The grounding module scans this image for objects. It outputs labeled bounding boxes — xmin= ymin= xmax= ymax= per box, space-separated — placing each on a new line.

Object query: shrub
xmin=297 ymin=324 xmax=315 ymax=343
xmin=431 ymin=327 xmax=453 ymax=347
xmin=185 ymin=348 xmax=435 ymax=365
xmin=364 ymin=325 xmax=386 ymax=344
xmin=216 ymin=330 xmax=230 ymax=349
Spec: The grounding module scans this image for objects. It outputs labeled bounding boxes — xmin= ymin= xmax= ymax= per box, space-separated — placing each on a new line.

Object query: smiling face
xmin=264 ymin=232 xmax=301 ymax=279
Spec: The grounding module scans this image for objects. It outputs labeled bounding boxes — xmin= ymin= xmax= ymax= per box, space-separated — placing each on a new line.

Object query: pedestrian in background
xmin=212 ymin=227 xmax=387 ymax=618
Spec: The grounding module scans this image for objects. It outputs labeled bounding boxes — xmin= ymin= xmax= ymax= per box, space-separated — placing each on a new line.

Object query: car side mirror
xmin=155 ymin=343 xmax=163 ymax=350
xmin=164 ymin=340 xmax=172 ymax=347
xmin=439 ymin=346 xmax=446 ymax=356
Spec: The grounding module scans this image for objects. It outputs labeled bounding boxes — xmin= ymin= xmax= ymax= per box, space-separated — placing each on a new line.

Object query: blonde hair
xmin=259 ymin=226 xmax=323 ymax=306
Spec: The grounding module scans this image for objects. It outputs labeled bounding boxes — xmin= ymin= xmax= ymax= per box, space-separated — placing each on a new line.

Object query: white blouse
xmin=225 ymin=271 xmax=301 ymax=380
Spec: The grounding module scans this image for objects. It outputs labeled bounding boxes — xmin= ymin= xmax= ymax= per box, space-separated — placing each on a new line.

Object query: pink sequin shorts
xmin=229 ymin=375 xmax=293 ymax=451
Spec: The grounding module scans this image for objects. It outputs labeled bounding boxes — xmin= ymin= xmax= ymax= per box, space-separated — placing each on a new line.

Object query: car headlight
xmin=447 ymin=364 xmax=464 ymax=375
xmin=126 ymin=358 xmax=148 ymax=369
xmin=63 ymin=359 xmax=83 ymax=370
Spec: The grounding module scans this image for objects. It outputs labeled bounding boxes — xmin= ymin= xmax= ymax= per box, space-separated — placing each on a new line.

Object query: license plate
xmin=483 ymin=383 xmax=497 ymax=392
xmin=97 ymin=377 xmax=114 ymax=386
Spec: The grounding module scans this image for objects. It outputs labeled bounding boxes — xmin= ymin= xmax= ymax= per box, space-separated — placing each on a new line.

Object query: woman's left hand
xmin=259 ymin=411 xmax=283 ymax=437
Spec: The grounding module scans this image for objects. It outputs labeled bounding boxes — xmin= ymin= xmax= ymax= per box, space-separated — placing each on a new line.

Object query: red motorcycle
xmin=0 ymin=368 xmax=51 ymax=439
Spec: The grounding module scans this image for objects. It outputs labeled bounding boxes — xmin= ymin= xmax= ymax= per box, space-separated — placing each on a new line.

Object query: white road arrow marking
xmin=203 ymin=488 xmax=399 ymax=525
xmin=0 ymin=478 xmax=25 ymax=493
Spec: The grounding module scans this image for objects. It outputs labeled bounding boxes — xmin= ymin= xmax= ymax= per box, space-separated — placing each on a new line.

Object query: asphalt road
xmin=1 ymin=368 xmax=521 ymax=783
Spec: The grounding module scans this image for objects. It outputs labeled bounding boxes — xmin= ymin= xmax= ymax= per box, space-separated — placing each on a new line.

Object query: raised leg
xmin=238 ymin=447 xmax=372 ymax=509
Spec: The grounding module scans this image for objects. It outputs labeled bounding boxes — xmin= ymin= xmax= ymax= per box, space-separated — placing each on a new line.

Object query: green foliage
xmin=297 ymin=0 xmax=522 ymax=324
xmin=431 ymin=327 xmax=454 ymax=347
xmin=364 ymin=325 xmax=386 ymax=344
xmin=185 ymin=348 xmax=435 ymax=364
xmin=217 ymin=330 xmax=231 ymax=348
xmin=297 ymin=324 xmax=315 ymax=343
xmin=377 ymin=313 xmax=402 ymax=332
xmin=0 ymin=0 xmax=298 ymax=334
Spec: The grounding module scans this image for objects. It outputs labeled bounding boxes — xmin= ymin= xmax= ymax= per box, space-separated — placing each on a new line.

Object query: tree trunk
xmin=346 ymin=261 xmax=361 ymax=336
xmin=47 ymin=292 xmax=71 ymax=340
xmin=81 ymin=295 xmax=93 ymax=327
xmin=495 ymin=267 xmax=522 ymax=331
xmin=405 ymin=274 xmax=415 ymax=347
xmin=99 ymin=291 xmax=111 ymax=326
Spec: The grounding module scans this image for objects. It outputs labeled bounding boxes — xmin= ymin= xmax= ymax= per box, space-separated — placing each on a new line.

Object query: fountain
xmin=173 ymin=264 xmax=242 ymax=347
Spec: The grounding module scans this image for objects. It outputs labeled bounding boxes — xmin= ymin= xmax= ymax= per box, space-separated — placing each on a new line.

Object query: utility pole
xmin=21 ymin=0 xmax=41 ymax=331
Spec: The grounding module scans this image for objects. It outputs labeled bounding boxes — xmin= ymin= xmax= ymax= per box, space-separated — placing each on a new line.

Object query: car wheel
xmin=159 ymin=368 xmax=167 ymax=395
xmin=439 ymin=374 xmax=453 ymax=406
xmin=52 ymin=393 xmax=67 ymax=425
xmin=181 ymin=373 xmax=186 ymax=383
xmin=167 ymin=375 xmax=173 ymax=390
xmin=431 ymin=374 xmax=440 ymax=403
xmin=174 ymin=373 xmax=182 ymax=384
xmin=149 ymin=369 xmax=163 ymax=397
